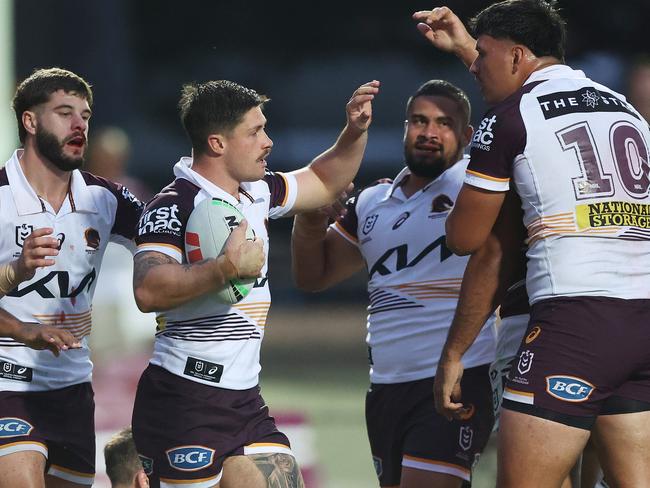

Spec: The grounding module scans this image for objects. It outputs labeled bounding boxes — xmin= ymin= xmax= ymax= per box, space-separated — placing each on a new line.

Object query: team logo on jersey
xmin=459 ymin=426 xmax=473 ymax=451
xmin=372 ymin=456 xmax=383 ymax=477
xmin=517 ymin=350 xmax=534 ymax=375
xmin=525 ymin=326 xmax=541 ymax=344
xmin=392 ymin=212 xmax=410 ymax=230
xmin=166 ymin=446 xmax=215 ymax=471
xmin=84 ymin=228 xmax=100 ymax=251
xmin=546 ymin=375 xmax=595 ymax=402
xmin=362 ymin=214 xmax=378 ymax=235
xmin=471 ymin=115 xmax=497 ymax=152
xmin=0 ymin=418 xmax=34 ymax=437
xmin=431 ymin=194 xmax=453 ymax=213
xmin=121 ymin=186 xmax=142 ymax=208
xmin=15 ymin=224 xmax=34 ymax=247
xmin=138 ymin=454 xmax=154 ymax=475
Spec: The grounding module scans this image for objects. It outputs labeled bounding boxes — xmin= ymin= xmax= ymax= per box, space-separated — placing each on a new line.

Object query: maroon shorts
xmin=503 ymin=297 xmax=650 ymax=429
xmin=132 ymin=364 xmax=291 ymax=488
xmin=0 ymin=383 xmax=95 ymax=485
xmin=365 ymin=365 xmax=494 ymax=485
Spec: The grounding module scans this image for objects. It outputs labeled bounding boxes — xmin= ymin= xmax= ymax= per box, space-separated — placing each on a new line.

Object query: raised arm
xmin=133 ymin=220 xmax=264 ymax=312
xmin=412 ymin=7 xmax=478 ymax=68
xmin=289 ymin=80 xmax=380 ymax=213
xmin=434 ymin=190 xmax=526 ymax=419
xmin=291 ymin=212 xmax=364 ymax=292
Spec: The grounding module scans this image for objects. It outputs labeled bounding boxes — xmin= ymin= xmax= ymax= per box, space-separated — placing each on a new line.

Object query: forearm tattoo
xmin=250 ymin=453 xmax=305 ymax=488
xmin=133 ymin=251 xmax=177 ymax=288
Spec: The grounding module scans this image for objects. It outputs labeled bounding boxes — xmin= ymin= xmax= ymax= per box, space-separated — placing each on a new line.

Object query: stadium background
xmin=2 ymin=1 xmax=648 ymax=486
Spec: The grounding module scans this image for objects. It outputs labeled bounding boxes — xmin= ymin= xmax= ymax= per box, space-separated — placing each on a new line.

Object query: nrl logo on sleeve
xmin=471 ymin=115 xmax=497 ymax=152
xmin=166 ymin=446 xmax=215 ymax=471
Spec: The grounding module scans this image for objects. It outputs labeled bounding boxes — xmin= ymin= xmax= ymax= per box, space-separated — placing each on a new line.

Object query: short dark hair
xmin=104 ymin=427 xmax=142 ymax=487
xmin=12 ymin=67 xmax=93 ymax=143
xmin=406 ymin=80 xmax=471 ymax=128
xmin=469 ymin=0 xmax=567 ymax=62
xmin=178 ymin=80 xmax=269 ymax=155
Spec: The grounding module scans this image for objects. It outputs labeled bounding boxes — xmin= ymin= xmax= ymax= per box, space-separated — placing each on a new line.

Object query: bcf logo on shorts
xmin=546 ymin=375 xmax=595 ymax=402
xmin=0 ymin=417 xmax=33 ymax=437
xmin=166 ymin=445 xmax=215 ymax=471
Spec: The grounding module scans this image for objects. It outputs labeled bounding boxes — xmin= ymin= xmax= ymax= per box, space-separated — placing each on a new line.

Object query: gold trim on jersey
xmin=389 ymin=278 xmax=463 ymax=299
xmin=33 ymin=309 xmax=93 ymax=340
xmin=465 ymin=169 xmax=509 ymax=182
xmin=232 ymin=301 xmax=271 ymax=328
xmin=334 ymin=221 xmax=358 ymax=243
xmin=527 ymin=211 xmax=619 ymax=246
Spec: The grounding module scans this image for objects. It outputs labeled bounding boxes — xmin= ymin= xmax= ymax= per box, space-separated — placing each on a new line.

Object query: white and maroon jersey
xmin=465 ymin=65 xmax=650 ymax=304
xmin=0 ymin=149 xmax=143 ymax=391
xmin=135 ymin=157 xmax=298 ymax=390
xmin=333 ymin=160 xmax=496 ymax=384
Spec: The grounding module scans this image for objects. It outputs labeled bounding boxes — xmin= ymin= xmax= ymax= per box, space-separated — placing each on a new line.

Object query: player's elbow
xmin=445 ymin=220 xmax=480 ymax=256
xmin=134 ymin=285 xmax=158 ymax=313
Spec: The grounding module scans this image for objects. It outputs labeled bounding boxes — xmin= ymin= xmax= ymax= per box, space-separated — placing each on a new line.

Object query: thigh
xmin=497 ymin=408 xmax=589 ymax=488
xmin=593 ymin=410 xmax=650 ymax=487
xmin=0 ymin=450 xmax=46 ymax=488
xmin=221 ymin=452 xmax=304 ymax=488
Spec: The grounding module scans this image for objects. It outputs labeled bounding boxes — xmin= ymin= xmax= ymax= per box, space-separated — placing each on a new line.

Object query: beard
xmin=35 ymin=128 xmax=84 ymax=172
xmin=404 ymin=147 xmax=449 ymax=180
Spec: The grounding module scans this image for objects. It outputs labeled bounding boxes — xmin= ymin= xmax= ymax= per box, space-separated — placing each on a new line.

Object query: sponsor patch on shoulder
xmin=546 ymin=375 xmax=595 ymax=402
xmin=166 ymin=445 xmax=215 ymax=471
xmin=0 ymin=417 xmax=34 ymax=437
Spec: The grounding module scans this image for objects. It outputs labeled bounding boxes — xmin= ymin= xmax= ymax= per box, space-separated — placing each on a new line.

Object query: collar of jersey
xmin=6 ymin=149 xmax=98 ymax=216
xmin=525 ymin=64 xmax=586 ymax=86
xmin=381 ymin=157 xmax=469 ymax=203
xmin=173 ymin=156 xmax=246 ymax=208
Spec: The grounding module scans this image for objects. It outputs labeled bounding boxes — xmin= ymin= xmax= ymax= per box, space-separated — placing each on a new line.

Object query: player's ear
xmin=461 ymin=124 xmax=473 ymax=148
xmin=135 ymin=469 xmax=149 ymax=488
xmin=22 ymin=110 xmax=38 ymax=137
xmin=511 ymin=45 xmax=527 ymax=74
xmin=206 ymin=133 xmax=226 ymax=156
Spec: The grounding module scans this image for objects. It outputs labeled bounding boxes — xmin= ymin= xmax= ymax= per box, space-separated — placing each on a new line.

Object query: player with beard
xmin=291 ymin=80 xmax=496 ymax=488
xmin=0 ymin=68 xmax=143 ymax=487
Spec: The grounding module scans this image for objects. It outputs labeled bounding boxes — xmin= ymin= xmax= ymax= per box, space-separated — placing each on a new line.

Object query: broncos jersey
xmin=0 ymin=150 xmax=143 ymax=391
xmin=334 ymin=159 xmax=496 ymax=384
xmin=465 ymin=65 xmax=650 ymax=303
xmin=135 ymin=157 xmax=298 ymax=390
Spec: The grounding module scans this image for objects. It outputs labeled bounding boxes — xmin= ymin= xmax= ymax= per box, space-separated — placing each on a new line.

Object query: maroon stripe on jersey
xmin=82 ymin=172 xmax=144 ymax=240
xmin=0 ymin=167 xmax=8 ymax=187
xmin=468 ymin=81 xmax=545 ymax=182
xmin=263 ymin=170 xmax=288 ymax=210
xmin=136 ymin=178 xmax=201 ymax=254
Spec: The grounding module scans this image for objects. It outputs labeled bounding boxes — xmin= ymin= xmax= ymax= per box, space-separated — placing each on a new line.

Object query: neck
xmin=401 ymin=172 xmax=433 ymax=198
xmin=191 ymin=154 xmax=239 ymax=199
xmin=19 ymin=141 xmax=72 ymax=210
